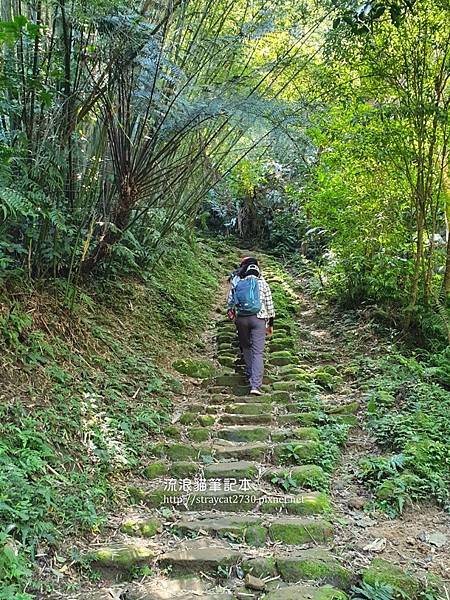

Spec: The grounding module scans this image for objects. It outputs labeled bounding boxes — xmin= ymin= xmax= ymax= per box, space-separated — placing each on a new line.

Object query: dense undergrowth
xmin=355 ymin=348 xmax=450 ymax=516
xmin=0 ymin=236 xmax=231 ymax=598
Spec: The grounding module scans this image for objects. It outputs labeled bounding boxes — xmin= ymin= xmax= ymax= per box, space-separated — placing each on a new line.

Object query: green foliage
xmin=351 ymin=581 xmax=395 ymax=600
xmin=0 ymin=235 xmax=222 ymax=594
xmin=358 ymin=352 xmax=450 ymax=514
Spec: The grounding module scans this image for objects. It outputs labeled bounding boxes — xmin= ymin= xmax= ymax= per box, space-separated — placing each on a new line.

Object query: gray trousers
xmin=235 ymin=315 xmax=266 ymax=389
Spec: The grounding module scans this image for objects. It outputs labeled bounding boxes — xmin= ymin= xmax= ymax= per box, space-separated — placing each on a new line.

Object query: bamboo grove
xmin=0 ymin=0 xmax=449 ymax=340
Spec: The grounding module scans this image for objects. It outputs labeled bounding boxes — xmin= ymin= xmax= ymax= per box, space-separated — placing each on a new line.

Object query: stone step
xmin=158 ymin=539 xmax=241 ymax=574
xmin=145 ymin=488 xmax=262 ymax=512
xmin=260 ymin=491 xmax=330 ymax=515
xmin=86 ymin=542 xmax=155 ymax=578
xmin=268 ymin=516 xmax=333 ymax=544
xmin=215 ymin=426 xmax=270 ymax=443
xmin=262 ymin=584 xmax=346 ymax=600
xmin=219 ymin=413 xmax=272 ymax=425
xmin=204 ymin=460 xmax=259 ymax=479
xmin=125 ymin=577 xmax=234 ymax=600
xmin=210 ymin=393 xmax=273 ymax=405
xmin=224 ymin=402 xmax=272 ymax=415
xmin=264 ymin=464 xmax=327 ymax=490
xmin=241 ymin=548 xmax=350 ymax=588
xmin=212 ymin=441 xmax=268 ymax=461
xmin=174 ymin=515 xmax=261 ymax=538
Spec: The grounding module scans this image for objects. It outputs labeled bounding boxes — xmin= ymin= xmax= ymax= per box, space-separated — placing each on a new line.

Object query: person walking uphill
xmin=227 ymin=263 xmax=275 ymax=395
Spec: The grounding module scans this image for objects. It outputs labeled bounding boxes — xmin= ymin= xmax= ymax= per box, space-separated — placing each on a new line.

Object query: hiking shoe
xmin=250 ymin=388 xmax=263 ymax=396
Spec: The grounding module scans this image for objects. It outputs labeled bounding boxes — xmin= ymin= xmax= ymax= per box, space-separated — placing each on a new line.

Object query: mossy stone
xmin=217 ymin=426 xmax=269 ymax=443
xmin=245 ymin=524 xmax=268 ymax=547
xmin=218 ymin=356 xmax=235 ymax=368
xmin=326 ymin=401 xmax=359 ymax=415
xmin=335 ymin=415 xmax=357 ymax=426
xmin=273 ymin=440 xmax=320 ymax=464
xmin=189 ymin=427 xmax=209 ymax=442
xmin=314 ymin=370 xmax=343 ymax=391
xmin=278 ymin=412 xmax=320 ymax=427
xmin=276 ymin=549 xmax=351 ymax=588
xmin=172 ymin=358 xmax=216 ymax=379
xmin=88 ymin=544 xmax=154 ymax=569
xmin=225 ymin=403 xmax=269 ymax=415
xmin=198 ymin=414 xmax=215 ymax=427
xmin=362 ymin=559 xmax=421 ymax=598
xmin=144 ymin=461 xmax=168 ymax=479
xmin=169 ymin=461 xmax=199 ymax=478
xmin=269 ymin=518 xmax=334 ymax=544
xmin=271 ymin=390 xmax=291 ymax=403
xmin=261 ymin=491 xmax=330 ymax=515
xmin=215 ymin=374 xmax=247 ymax=387
xmin=179 ymin=412 xmax=196 ymax=425
xmin=121 ymin=517 xmax=161 ymax=538
xmin=292 ymin=427 xmax=320 ymax=440
xmin=204 ymin=460 xmax=258 ymax=479
xmin=264 ymin=585 xmax=347 ymax=600
xmin=267 ymin=464 xmax=328 ymax=491
xmin=271 ymin=353 xmax=295 ymax=366
xmin=163 ymin=425 xmax=181 ymax=439
xmin=163 ymin=444 xmax=198 ymax=461
xmin=242 ymin=557 xmax=277 ymax=578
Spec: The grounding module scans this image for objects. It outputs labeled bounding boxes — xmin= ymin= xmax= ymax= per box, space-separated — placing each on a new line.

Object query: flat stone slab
xmin=158 ymin=540 xmax=242 ymax=574
xmin=127 ymin=576 xmax=234 ymax=599
xmin=219 ymin=413 xmax=272 ymax=425
xmin=176 ymin=515 xmax=261 ymax=536
xmin=204 ymin=460 xmax=259 ymax=479
xmin=263 ymin=584 xmax=347 ymax=600
xmin=87 ymin=542 xmax=154 ymax=570
xmin=216 ymin=426 xmax=270 ymax=443
xmin=268 ymin=517 xmax=334 ymax=544
xmin=213 ymin=442 xmax=268 ymax=461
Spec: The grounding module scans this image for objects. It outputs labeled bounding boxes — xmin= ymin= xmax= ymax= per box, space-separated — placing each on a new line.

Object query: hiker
xmin=227 ymin=262 xmax=275 ymax=395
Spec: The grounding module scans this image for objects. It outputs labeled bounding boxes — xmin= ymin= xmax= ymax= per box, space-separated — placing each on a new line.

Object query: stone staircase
xmin=80 ymin=268 xmax=363 ymax=599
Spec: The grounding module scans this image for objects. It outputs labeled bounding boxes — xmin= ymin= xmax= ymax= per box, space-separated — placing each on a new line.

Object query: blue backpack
xmin=233 ymin=277 xmax=261 ymax=316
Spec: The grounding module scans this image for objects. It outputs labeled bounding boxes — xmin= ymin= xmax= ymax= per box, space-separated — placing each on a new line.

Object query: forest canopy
xmin=0 ymin=0 xmax=449 ymax=343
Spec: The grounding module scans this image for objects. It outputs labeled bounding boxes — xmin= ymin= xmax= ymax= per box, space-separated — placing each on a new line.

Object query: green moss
xmin=277 ymin=412 xmax=320 ymax=426
xmin=267 ymin=464 xmax=328 ymax=491
xmin=292 ymin=427 xmax=320 ymax=440
xmin=273 ymin=440 xmax=320 ymax=464
xmin=225 ymin=403 xmax=269 ymax=415
xmin=313 ymin=370 xmax=343 ymax=392
xmin=189 ymin=427 xmax=209 ymax=442
xmin=261 ymin=492 xmax=330 ymax=515
xmin=121 ymin=517 xmax=161 ymax=538
xmin=179 ymin=412 xmax=196 ymax=425
xmin=158 ymin=443 xmax=197 ymax=461
xmin=143 ymin=461 xmax=168 ymax=479
xmin=326 ymin=401 xmax=359 ymax=415
xmin=362 ymin=559 xmax=421 ymax=598
xmin=198 ymin=414 xmax=215 ymax=427
xmin=269 ymin=519 xmax=334 ymax=544
xmin=276 ymin=550 xmax=351 ymax=588
xmin=217 ymin=426 xmax=269 ymax=443
xmin=163 ymin=425 xmax=181 ymax=439
xmin=172 ymin=358 xmax=216 ymax=379
xmin=88 ymin=544 xmax=154 ymax=568
xmin=169 ymin=461 xmax=199 ymax=478
xmin=244 ymin=524 xmax=268 ymax=547
xmin=242 ymin=557 xmax=278 ymax=578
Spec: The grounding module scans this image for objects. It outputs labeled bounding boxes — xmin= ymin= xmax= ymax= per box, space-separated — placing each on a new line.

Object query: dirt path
xmin=53 ymin=258 xmax=449 ymax=600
